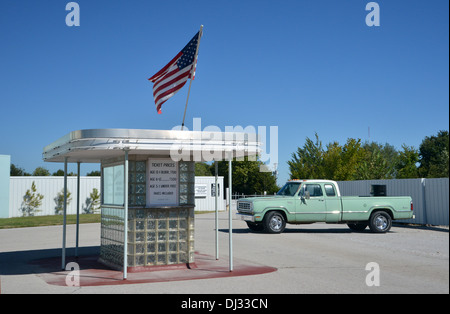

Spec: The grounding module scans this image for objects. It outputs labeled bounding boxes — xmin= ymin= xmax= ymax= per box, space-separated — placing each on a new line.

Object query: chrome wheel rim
xmin=270 ymin=215 xmax=283 ymax=231
xmin=375 ymin=215 xmax=388 ymax=231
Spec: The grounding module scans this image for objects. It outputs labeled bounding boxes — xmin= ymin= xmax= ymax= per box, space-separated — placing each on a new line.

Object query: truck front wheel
xmin=263 ymin=211 xmax=286 ymax=234
xmin=369 ymin=211 xmax=392 ymax=233
xmin=246 ymin=222 xmax=264 ymax=232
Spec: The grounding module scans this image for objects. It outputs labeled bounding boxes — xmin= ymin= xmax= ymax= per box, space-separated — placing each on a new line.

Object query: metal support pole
xmin=421 ymin=178 xmax=428 ymax=224
xmin=75 ymin=162 xmax=80 ymax=257
xmin=123 ymin=150 xmax=129 ymax=280
xmin=62 ymin=157 xmax=68 ymax=270
xmin=215 ymin=161 xmax=219 ymax=260
xmin=228 ymin=153 xmax=233 ymax=272
xmin=181 ymin=25 xmax=203 ymax=131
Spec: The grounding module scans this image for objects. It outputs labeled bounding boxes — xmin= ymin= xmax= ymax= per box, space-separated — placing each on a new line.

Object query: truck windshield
xmin=277 ymin=182 xmax=301 ymax=196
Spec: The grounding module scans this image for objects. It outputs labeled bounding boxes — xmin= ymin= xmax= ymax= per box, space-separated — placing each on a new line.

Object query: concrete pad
xmin=30 ymin=251 xmax=277 ymax=287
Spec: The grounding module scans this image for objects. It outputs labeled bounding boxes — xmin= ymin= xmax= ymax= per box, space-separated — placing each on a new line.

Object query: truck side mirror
xmin=300 ymin=191 xmax=310 ymax=201
xmin=305 ymin=191 xmax=310 ymax=200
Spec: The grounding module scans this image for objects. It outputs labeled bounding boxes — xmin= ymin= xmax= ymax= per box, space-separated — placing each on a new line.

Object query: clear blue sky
xmin=0 ymin=0 xmax=448 ymax=185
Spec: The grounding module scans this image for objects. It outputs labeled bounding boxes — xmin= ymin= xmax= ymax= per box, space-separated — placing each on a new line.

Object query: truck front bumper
xmin=237 ymin=213 xmax=255 ymax=222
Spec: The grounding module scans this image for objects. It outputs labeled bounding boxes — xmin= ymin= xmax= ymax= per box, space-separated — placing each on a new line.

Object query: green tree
xmin=418 ymin=130 xmax=449 ymax=178
xmin=323 ymin=142 xmax=343 ymax=179
xmin=52 ymin=169 xmax=76 ymax=176
xmin=322 ymin=141 xmax=343 ymax=179
xmin=288 ymin=134 xmax=365 ymax=181
xmin=83 ymin=188 xmax=101 ymax=214
xmin=33 ymin=167 xmax=50 ymax=176
xmin=355 ymin=142 xmax=398 ymax=180
xmin=217 ymin=158 xmax=279 ymax=195
xmin=54 ymin=188 xmax=72 ymax=215
xmin=288 ymin=133 xmax=325 ymax=179
xmin=10 ymin=164 xmax=31 ymax=176
xmin=195 ymin=162 xmax=213 ymax=176
xmin=396 ymin=145 xmax=420 ymax=179
xmin=334 ymin=138 xmax=365 ymax=180
xmin=86 ymin=170 xmax=101 ymax=176
xmin=90 ymin=188 xmax=101 ymax=213
xmin=20 ymin=181 xmax=44 ymax=217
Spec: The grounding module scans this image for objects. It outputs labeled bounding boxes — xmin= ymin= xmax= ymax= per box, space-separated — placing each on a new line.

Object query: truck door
xmin=324 ymin=183 xmax=341 ymax=223
xmin=296 ymin=183 xmax=327 ymax=222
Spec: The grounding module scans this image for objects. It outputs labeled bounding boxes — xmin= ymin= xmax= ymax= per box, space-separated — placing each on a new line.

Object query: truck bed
xmin=339 ymin=196 xmax=413 ymax=221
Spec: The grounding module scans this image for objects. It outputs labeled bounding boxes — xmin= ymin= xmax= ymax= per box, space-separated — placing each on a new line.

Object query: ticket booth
xmin=43 ymin=128 xmax=260 ymax=277
xmin=100 ymin=156 xmax=196 ymax=270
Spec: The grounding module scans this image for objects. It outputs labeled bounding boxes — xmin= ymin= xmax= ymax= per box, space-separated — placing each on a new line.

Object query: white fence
xmin=9 ymin=177 xmax=101 ymax=218
xmin=337 ymin=178 xmax=449 ymax=226
xmin=8 ymin=176 xmax=225 ymax=218
xmin=7 ymin=177 xmax=449 ymax=225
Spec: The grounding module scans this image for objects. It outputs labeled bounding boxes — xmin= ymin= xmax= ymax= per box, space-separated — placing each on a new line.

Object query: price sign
xmin=148 ymin=159 xmax=178 ymax=205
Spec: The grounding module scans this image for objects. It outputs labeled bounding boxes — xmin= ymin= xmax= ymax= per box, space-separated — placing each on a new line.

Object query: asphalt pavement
xmin=0 ymin=211 xmax=448 ymax=294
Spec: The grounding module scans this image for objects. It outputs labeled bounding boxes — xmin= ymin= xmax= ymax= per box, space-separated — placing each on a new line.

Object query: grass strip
xmin=0 ymin=210 xmax=219 ymax=229
xmin=0 ymin=214 xmax=101 ymax=229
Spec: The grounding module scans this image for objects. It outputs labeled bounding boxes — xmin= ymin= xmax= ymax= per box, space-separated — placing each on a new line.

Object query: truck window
xmin=300 ymin=184 xmax=323 ymax=197
xmin=324 ymin=184 xmax=336 ymax=197
xmin=277 ymin=182 xmax=301 ymax=196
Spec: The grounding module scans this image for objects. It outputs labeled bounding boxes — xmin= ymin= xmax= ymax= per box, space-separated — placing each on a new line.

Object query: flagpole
xmin=181 ymin=25 xmax=203 ymax=131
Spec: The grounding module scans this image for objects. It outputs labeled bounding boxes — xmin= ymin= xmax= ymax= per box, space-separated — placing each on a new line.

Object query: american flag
xmin=148 ymin=31 xmax=200 ymax=114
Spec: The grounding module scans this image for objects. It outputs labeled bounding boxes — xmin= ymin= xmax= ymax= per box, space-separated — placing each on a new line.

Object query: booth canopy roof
xmin=43 ymin=129 xmax=261 ymax=163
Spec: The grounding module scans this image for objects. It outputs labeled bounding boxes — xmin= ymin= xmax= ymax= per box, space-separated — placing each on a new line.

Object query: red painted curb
xmin=31 ymin=252 xmax=277 ymax=287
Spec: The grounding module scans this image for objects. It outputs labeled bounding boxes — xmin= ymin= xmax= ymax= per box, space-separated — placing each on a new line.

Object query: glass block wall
xmin=128 ymin=160 xmax=146 ymax=207
xmin=178 ymin=161 xmax=195 ymax=206
xmin=127 ymin=207 xmax=195 ymax=267
xmin=99 ymin=206 xmax=125 ymax=269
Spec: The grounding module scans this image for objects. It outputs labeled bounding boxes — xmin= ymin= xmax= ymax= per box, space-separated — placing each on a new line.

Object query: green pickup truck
xmin=237 ymin=180 xmax=414 ymax=233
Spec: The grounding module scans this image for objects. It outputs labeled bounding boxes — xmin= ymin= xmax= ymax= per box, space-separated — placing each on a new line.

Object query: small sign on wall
xmin=195 ymin=184 xmax=207 ymax=197
xmin=211 ymin=183 xmax=220 ymax=197
xmin=147 ymin=159 xmax=178 ymax=205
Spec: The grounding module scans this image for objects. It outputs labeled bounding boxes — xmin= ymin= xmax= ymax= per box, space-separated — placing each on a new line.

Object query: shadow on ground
xmin=0 ymin=246 xmax=99 ymax=275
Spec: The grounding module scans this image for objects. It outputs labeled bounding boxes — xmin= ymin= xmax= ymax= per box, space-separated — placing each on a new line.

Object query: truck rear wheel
xmin=347 ymin=222 xmax=368 ymax=231
xmin=263 ymin=211 xmax=286 ymax=234
xmin=369 ymin=211 xmax=392 ymax=233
